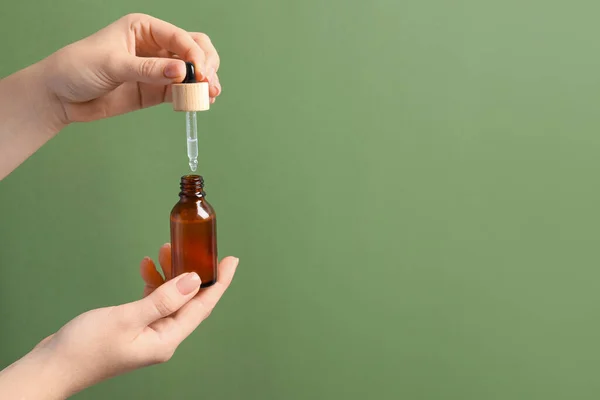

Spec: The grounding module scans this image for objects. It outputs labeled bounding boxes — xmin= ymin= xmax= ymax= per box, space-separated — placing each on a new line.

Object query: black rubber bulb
xmin=182 ymin=62 xmax=197 ymax=83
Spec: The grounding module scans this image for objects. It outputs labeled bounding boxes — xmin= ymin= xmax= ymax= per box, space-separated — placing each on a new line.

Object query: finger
xmin=129 ymin=272 xmax=202 ymax=327
xmin=170 ymin=257 xmax=239 ymax=342
xmin=158 ymin=243 xmax=173 ymax=280
xmin=214 ymin=73 xmax=222 ymax=96
xmin=140 ymin=256 xmax=165 ymax=288
xmin=208 ymin=72 xmax=221 ymax=102
xmin=109 ymin=55 xmax=187 ymax=85
xmin=155 ymin=48 xmax=176 ymax=59
xmin=164 ymin=85 xmax=174 ymax=103
xmin=189 ymin=32 xmax=220 ymax=97
xmin=133 ymin=15 xmax=207 ymax=79
xmin=194 ymin=257 xmax=238 ymax=310
xmin=189 ymin=32 xmax=220 ymax=74
xmin=140 ymin=256 xmax=165 ymax=298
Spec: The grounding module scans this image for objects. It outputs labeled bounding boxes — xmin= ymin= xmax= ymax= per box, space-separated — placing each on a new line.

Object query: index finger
xmin=130 ymin=14 xmax=207 ymax=79
xmin=158 ymin=243 xmax=173 ymax=280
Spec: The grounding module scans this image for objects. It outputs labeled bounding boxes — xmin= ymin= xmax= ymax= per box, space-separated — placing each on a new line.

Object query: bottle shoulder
xmin=171 ymin=198 xmax=215 ymax=222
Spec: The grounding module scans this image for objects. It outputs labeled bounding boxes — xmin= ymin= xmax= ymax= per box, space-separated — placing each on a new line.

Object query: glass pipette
xmin=186 ymin=110 xmax=198 ymax=172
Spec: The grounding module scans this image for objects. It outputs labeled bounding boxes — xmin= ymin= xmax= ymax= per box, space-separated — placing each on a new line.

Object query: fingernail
xmin=176 ymin=272 xmax=201 ymax=295
xmin=164 ymin=62 xmax=184 ymax=79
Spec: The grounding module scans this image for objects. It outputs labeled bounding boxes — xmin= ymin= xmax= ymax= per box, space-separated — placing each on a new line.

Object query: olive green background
xmin=2 ymin=1 xmax=600 ymax=399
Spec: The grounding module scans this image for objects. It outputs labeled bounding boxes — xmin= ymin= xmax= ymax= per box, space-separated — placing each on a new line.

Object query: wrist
xmin=27 ymin=59 xmax=70 ymax=133
xmin=0 ymin=346 xmax=74 ymax=400
xmin=0 ymin=59 xmax=69 ymax=179
xmin=0 ymin=61 xmax=67 ymax=139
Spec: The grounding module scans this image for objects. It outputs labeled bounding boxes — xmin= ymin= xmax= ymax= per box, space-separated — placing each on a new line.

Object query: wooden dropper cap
xmin=172 ymin=62 xmax=210 ymax=112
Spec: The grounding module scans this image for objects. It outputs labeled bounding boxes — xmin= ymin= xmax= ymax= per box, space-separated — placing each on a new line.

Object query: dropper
xmin=172 ymin=62 xmax=210 ymax=172
xmin=185 ymin=109 xmax=198 ymax=171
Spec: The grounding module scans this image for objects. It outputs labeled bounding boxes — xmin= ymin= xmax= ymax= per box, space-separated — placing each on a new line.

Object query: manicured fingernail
xmin=165 ymin=62 xmax=184 ymax=79
xmin=176 ymin=272 xmax=201 ymax=295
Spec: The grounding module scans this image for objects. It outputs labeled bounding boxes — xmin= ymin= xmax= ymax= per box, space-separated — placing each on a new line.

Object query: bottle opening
xmin=180 ymin=175 xmax=205 ymax=197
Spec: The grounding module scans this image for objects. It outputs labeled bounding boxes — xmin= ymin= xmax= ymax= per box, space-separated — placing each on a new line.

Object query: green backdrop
xmin=2 ymin=1 xmax=600 ymax=399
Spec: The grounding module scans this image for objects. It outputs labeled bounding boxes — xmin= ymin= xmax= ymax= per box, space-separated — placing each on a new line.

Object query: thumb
xmin=109 ymin=56 xmax=186 ymax=84
xmin=132 ymin=272 xmax=201 ymax=326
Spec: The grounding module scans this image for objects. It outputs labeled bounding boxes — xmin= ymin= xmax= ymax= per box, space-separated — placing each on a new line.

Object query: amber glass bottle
xmin=170 ymin=175 xmax=217 ymax=287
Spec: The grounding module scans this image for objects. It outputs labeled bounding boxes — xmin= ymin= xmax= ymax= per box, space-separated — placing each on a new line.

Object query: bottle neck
xmin=179 ymin=174 xmax=206 ymax=200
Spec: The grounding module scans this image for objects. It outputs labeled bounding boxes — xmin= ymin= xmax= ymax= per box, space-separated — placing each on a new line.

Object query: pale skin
xmin=0 ymin=14 xmax=238 ymax=399
xmin=0 ymin=12 xmax=221 ymax=180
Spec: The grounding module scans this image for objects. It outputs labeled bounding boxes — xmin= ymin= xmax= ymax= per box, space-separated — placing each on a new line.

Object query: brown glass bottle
xmin=170 ymin=175 xmax=217 ymax=287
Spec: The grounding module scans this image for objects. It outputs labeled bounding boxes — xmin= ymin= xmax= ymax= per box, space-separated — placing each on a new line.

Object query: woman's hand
xmin=43 ymin=13 xmax=221 ymax=123
xmin=0 ymin=13 xmax=221 ymax=180
xmin=0 ymin=245 xmax=238 ymax=399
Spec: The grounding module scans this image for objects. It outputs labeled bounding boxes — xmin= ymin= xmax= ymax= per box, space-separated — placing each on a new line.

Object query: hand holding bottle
xmin=0 ymin=246 xmax=238 ymax=399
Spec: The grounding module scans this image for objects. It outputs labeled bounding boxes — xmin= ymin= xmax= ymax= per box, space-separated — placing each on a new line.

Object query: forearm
xmin=0 ymin=347 xmax=73 ymax=400
xmin=0 ymin=61 xmax=67 ymax=181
